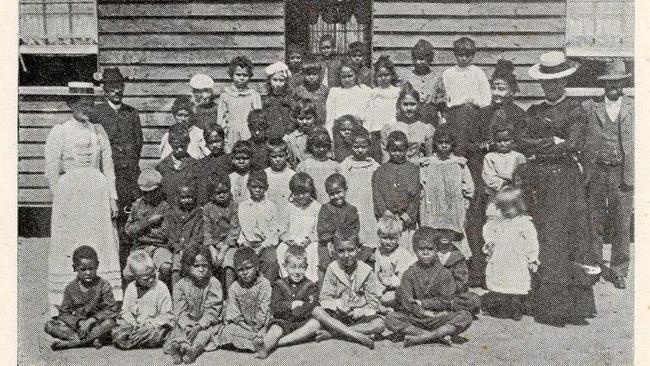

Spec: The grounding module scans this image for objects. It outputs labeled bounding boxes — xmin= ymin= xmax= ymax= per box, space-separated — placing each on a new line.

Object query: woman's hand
xmin=110 ymin=199 xmax=119 ymax=219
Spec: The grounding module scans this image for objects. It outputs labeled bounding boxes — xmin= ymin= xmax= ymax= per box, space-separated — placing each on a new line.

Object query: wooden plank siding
xmin=19 ymin=0 xmax=285 ymax=206
xmin=372 ymin=0 xmax=567 ymax=103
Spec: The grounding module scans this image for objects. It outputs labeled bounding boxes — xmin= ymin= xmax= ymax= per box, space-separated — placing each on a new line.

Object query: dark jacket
xmin=270 ymin=277 xmax=319 ymax=322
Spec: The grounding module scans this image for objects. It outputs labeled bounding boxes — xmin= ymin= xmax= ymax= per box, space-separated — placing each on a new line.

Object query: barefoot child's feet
xmin=314 ymin=329 xmax=332 ymax=342
xmin=92 ymin=339 xmax=103 ymax=349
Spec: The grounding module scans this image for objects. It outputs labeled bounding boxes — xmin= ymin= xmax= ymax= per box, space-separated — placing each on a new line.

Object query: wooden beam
xmin=99 ymin=34 xmax=284 ymax=49
xmin=374 ymin=34 xmax=565 ymax=49
xmin=394 ymin=65 xmax=539 ymax=82
xmin=98 ymin=2 xmax=284 ymax=17
xmin=98 ymin=17 xmax=284 ymax=34
xmin=373 ymin=18 xmax=564 ymax=34
xmin=19 ymin=111 xmax=175 ymax=127
xmin=373 ymin=2 xmax=566 ymax=17
xmin=103 ymin=65 xmax=270 ymax=81
xmin=373 ymin=49 xmax=556 ymax=66
xmin=98 ymin=49 xmax=284 ymax=65
xmin=19 ymin=143 xmax=162 ymax=159
xmin=19 ymin=127 xmax=167 ymax=143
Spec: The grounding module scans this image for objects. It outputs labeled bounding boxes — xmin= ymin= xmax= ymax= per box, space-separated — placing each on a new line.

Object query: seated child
xmin=385 ymin=227 xmax=474 ymax=347
xmin=256 ymin=246 xmax=321 ymax=359
xmin=124 ymin=169 xmax=173 ymax=284
xmin=284 ymin=98 xmax=318 ymax=168
xmin=277 ymin=172 xmax=321 ymax=283
xmin=202 ymin=174 xmax=240 ymax=291
xmin=481 ymin=187 xmax=539 ymax=320
xmin=217 ymin=55 xmax=262 ymax=153
xmin=164 ymin=245 xmax=224 ymax=364
xmin=291 ymin=54 xmax=329 ymax=122
xmin=167 ymin=184 xmax=204 ymax=284
xmin=156 ymin=123 xmax=201 ymax=208
xmin=265 ymin=138 xmax=296 ymax=228
xmin=44 ymin=245 xmax=118 ymax=350
xmin=332 ymin=114 xmax=363 ymax=163
xmin=312 ymin=234 xmax=385 ymax=349
xmin=434 ymin=227 xmax=481 ymax=314
xmin=347 ymin=41 xmax=372 ymax=86
xmin=296 ymin=128 xmax=341 ymax=204
xmin=372 ymin=131 xmax=421 ymax=253
xmin=237 ymin=169 xmax=281 ymax=282
xmin=214 ymin=247 xmax=272 ymax=352
xmin=196 ymin=122 xmax=231 ymax=205
xmin=229 ymin=140 xmax=253 ymax=204
xmin=374 ymin=215 xmax=416 ymax=311
xmin=246 ymin=109 xmax=271 ymax=171
xmin=112 ymin=250 xmax=173 ymax=350
xmin=317 ymin=173 xmax=361 ymax=280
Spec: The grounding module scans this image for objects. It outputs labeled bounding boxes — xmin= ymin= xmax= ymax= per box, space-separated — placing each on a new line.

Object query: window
xmin=565 ymin=0 xmax=633 ymax=58
xmin=19 ymin=0 xmax=98 ymax=86
xmin=286 ymin=0 xmax=372 ymax=57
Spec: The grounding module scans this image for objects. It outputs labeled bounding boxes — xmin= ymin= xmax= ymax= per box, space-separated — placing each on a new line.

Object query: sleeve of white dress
xmin=44 ymin=124 xmax=64 ymax=192
xmin=482 ymin=155 xmax=506 ymax=192
xmin=96 ymin=125 xmax=118 ymax=200
xmin=325 ymin=90 xmax=336 ymax=137
xmin=253 ymin=92 xmax=262 ymax=110
xmin=476 ymin=67 xmax=493 ymax=108
xmin=522 ymin=219 xmax=540 ymax=265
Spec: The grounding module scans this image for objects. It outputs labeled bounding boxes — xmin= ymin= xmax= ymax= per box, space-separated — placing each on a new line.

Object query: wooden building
xmin=18 ymin=0 xmax=634 ymax=230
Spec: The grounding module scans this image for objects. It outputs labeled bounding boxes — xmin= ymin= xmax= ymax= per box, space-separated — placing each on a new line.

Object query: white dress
xmin=45 ymin=119 xmax=123 ymax=315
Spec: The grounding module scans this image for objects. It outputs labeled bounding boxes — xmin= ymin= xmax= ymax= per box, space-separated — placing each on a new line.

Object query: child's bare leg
xmin=44 ymin=319 xmax=80 ymax=342
xmin=400 ymin=325 xmax=428 ymax=337
xmin=312 ymin=307 xmax=374 ymax=349
xmin=82 ymin=318 xmax=116 ymax=348
xmin=349 ymin=318 xmax=385 ymax=337
xmin=277 ymin=319 xmax=321 ymax=346
xmin=404 ymin=324 xmax=456 ymax=347
xmin=255 ymin=324 xmax=283 ymax=359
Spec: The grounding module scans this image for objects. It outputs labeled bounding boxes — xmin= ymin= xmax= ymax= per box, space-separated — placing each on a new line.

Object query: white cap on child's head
xmin=265 ymin=61 xmax=291 ymax=78
xmin=189 ymin=74 xmax=214 ymax=89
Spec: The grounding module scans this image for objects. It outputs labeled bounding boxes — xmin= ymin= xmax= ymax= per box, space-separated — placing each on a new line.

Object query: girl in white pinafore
xmin=45 ymin=94 xmax=123 ymax=315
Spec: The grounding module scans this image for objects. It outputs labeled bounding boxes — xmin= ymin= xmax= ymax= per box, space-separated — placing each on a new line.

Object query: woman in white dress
xmin=45 ymin=82 xmax=123 ymax=315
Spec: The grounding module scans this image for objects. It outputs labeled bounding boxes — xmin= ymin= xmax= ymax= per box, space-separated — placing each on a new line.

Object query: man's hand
xmin=110 ymin=200 xmax=119 ymax=219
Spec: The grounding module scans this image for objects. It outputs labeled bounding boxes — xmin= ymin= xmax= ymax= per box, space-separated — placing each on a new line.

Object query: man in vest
xmin=583 ymin=59 xmax=634 ymax=289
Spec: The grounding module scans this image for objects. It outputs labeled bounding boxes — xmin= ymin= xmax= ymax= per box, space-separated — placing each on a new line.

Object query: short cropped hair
xmin=377 ymin=214 xmax=404 ymax=237
xmin=180 ymin=245 xmax=212 ymax=278
xmin=72 ymin=245 xmax=98 ymax=266
xmin=247 ymin=109 xmax=268 ymax=129
xmin=203 ymin=122 xmax=225 ymax=140
xmin=289 ymin=172 xmax=317 ymax=198
xmin=386 ymin=130 xmax=408 ymax=151
xmin=126 ymin=250 xmax=155 ymax=275
xmin=247 ymin=169 xmax=269 ymax=189
xmin=268 ymin=138 xmax=289 ymax=154
xmin=206 ymin=174 xmax=231 ymax=196
xmin=233 ymin=247 xmax=259 ymax=269
xmin=284 ymin=245 xmax=308 ymax=267
xmin=231 ymin=140 xmax=253 ymax=158
xmin=325 ymin=173 xmax=347 ymax=191
xmin=347 ymin=41 xmax=366 ymax=56
xmin=453 ymin=37 xmax=476 ymax=55
xmin=412 ymin=226 xmax=438 ymax=250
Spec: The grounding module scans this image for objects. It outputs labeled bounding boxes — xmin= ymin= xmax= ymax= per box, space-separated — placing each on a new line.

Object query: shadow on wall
xmin=19 ymin=207 xmax=51 ymax=237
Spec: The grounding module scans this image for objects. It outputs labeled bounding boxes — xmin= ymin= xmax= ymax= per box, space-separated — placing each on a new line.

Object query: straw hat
xmin=598 ymin=59 xmax=631 ymax=81
xmin=67 ymin=82 xmax=96 ymax=96
xmin=528 ymin=51 xmax=578 ymax=80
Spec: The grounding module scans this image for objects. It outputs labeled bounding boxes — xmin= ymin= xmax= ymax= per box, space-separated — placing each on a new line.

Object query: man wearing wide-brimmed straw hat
xmin=582 ymin=59 xmax=634 ymax=289
xmin=91 ymin=67 xmax=144 ymax=275
xmin=45 ymin=82 xmax=123 ymax=316
xmin=517 ymin=51 xmax=599 ymax=327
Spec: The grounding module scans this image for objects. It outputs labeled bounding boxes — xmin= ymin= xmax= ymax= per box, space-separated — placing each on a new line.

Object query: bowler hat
xmin=598 ymin=59 xmax=631 ymax=81
xmin=94 ymin=67 xmax=127 ymax=85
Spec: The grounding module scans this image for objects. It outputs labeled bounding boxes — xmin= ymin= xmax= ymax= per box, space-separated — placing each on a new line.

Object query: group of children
xmin=45 ymin=35 xmax=545 ymax=363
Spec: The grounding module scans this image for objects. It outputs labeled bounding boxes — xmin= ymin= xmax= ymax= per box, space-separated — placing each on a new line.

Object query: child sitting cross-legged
xmin=202 ymin=174 xmax=241 ymax=292
xmin=44 ymin=245 xmax=118 ymax=350
xmin=112 ymin=250 xmax=173 ymax=350
xmin=214 ymin=247 xmax=272 ymax=353
xmin=256 ymin=246 xmax=321 ymax=359
xmin=433 ymin=226 xmax=482 ymax=315
xmin=164 ymin=245 xmax=224 ymax=364
xmin=374 ymin=214 xmax=416 ymax=312
xmin=311 ymin=233 xmax=386 ymax=349
xmin=385 ymin=227 xmax=474 ymax=348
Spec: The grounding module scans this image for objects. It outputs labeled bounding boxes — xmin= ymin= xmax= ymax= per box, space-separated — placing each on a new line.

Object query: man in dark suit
xmin=90 ymin=67 xmax=144 ymax=273
xmin=583 ymin=59 xmax=634 ymax=289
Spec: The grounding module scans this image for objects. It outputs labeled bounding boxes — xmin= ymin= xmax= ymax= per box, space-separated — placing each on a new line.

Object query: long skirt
xmin=517 ymin=161 xmax=597 ymax=325
xmin=48 ymin=168 xmax=123 ymax=316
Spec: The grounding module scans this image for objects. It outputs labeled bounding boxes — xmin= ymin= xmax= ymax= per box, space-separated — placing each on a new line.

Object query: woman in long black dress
xmin=518 ymin=52 xmax=600 ymax=326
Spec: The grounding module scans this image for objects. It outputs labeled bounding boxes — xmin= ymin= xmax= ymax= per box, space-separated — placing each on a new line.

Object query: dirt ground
xmin=18 ymin=237 xmax=633 ymax=366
